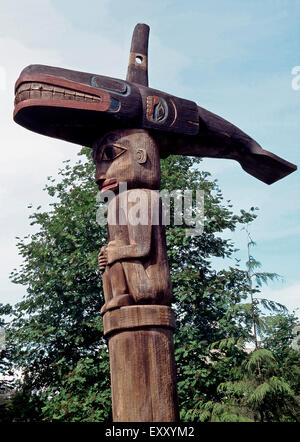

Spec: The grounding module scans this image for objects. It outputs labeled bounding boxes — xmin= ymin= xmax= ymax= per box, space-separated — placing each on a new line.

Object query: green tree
xmin=187 ymin=236 xmax=300 ymax=422
xmin=4 ymin=150 xmax=111 ymax=421
xmin=261 ymin=313 xmax=300 ymax=397
xmin=160 ymin=155 xmax=259 ymax=418
xmin=214 ymin=349 xmax=299 ymax=422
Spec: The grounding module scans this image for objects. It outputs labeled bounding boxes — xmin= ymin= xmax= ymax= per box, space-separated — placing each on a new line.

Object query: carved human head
xmin=93 ymin=129 xmax=161 ymax=192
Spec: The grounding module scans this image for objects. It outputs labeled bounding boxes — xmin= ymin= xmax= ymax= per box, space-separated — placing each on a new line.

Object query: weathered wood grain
xmin=103 ymin=305 xmax=176 ymax=336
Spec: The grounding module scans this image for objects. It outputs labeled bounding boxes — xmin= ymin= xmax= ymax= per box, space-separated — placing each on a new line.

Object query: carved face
xmin=93 ymin=129 xmax=161 ymax=192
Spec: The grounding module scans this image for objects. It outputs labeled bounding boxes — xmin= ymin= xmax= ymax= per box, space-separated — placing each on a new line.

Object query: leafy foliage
xmin=3 ymin=150 xmax=111 ymax=421
xmin=215 ymin=349 xmax=299 ymax=422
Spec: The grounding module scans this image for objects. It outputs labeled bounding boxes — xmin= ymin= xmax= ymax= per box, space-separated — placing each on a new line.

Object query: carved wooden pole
xmin=95 ymin=26 xmax=180 ymax=421
xmin=95 ymin=127 xmax=179 ymax=422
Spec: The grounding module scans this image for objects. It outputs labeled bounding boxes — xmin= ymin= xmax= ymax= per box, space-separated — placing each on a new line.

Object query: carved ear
xmin=135 ymin=148 xmax=147 ymax=164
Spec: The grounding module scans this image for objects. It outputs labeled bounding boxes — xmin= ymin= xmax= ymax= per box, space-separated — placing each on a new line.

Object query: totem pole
xmin=13 ymin=24 xmax=296 ymax=422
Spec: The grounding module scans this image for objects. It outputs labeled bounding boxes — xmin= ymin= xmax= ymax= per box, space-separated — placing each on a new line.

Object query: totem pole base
xmin=103 ymin=305 xmax=179 ymax=422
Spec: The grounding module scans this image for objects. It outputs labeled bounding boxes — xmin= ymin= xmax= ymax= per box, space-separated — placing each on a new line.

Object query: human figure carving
xmin=93 ymin=128 xmax=172 ymax=314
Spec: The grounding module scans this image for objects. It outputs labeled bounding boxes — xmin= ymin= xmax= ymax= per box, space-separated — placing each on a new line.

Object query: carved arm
xmin=107 ymin=223 xmax=152 ymax=265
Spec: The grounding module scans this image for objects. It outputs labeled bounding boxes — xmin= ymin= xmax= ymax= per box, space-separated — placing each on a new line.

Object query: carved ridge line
xmin=103 ymin=305 xmax=176 ymax=336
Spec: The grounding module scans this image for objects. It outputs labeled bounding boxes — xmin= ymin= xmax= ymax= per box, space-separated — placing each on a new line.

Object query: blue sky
xmin=0 ymin=0 xmax=299 ymax=317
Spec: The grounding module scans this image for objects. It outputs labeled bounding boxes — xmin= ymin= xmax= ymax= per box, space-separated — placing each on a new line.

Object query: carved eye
xmin=101 ymin=144 xmax=126 ymax=161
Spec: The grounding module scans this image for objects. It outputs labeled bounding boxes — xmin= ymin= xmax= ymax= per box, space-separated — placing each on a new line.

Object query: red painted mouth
xmin=14 ymin=74 xmax=110 ymax=115
xmin=99 ymin=178 xmax=119 ymax=192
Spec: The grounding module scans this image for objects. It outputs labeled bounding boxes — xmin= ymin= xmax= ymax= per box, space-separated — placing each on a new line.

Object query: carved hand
xmin=98 ymin=246 xmax=108 ymax=271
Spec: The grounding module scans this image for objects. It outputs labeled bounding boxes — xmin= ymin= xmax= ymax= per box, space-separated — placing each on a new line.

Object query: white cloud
xmin=0 ymin=0 xmax=70 ymax=47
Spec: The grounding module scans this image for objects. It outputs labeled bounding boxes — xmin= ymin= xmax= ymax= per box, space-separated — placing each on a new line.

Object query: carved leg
xmin=101 ymin=262 xmax=133 ymax=314
xmin=100 ymin=269 xmax=113 ymax=315
xmin=102 ymin=269 xmax=113 ymax=303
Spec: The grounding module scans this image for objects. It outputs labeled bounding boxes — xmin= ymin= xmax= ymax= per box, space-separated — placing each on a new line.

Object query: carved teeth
xmin=15 ymin=82 xmax=101 ymax=104
xmin=30 ymin=83 xmax=42 ymax=90
xmin=30 ymin=90 xmax=41 ymax=99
